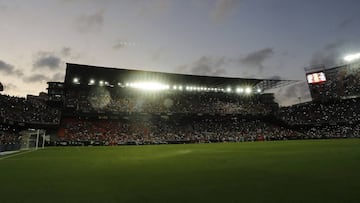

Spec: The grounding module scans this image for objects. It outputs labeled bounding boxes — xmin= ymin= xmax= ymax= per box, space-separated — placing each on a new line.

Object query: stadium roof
xmin=64 ymin=63 xmax=297 ymax=91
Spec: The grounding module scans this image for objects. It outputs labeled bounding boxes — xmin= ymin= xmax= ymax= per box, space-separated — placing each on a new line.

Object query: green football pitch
xmin=1 ymin=139 xmax=360 ymax=203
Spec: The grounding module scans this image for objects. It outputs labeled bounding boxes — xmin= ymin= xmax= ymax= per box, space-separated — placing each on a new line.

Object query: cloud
xmin=309 ymin=40 xmax=360 ymax=67
xmin=23 ymin=74 xmax=51 ymax=83
xmin=51 ymin=72 xmax=65 ymax=81
xmin=33 ymin=52 xmax=62 ymax=70
xmin=113 ymin=41 xmax=136 ymax=50
xmin=338 ymin=18 xmax=353 ymax=29
xmin=3 ymin=83 xmax=17 ymax=91
xmin=135 ymin=0 xmax=171 ymax=17
xmin=0 ymin=60 xmax=23 ymax=76
xmin=274 ymin=82 xmax=312 ymax=106
xmin=61 ymin=47 xmax=71 ymax=57
xmin=0 ymin=60 xmax=14 ymax=74
xmin=176 ymin=56 xmax=228 ymax=76
xmin=213 ymin=0 xmax=242 ymax=22
xmin=240 ymin=48 xmax=274 ymax=73
xmin=76 ymin=10 xmax=104 ymax=33
xmin=269 ymin=75 xmax=282 ymax=80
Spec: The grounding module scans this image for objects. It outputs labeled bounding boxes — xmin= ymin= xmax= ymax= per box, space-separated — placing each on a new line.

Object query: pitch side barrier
xmin=0 ymin=143 xmax=21 ymax=152
xmin=52 ymin=136 xmax=320 ymax=147
xmin=52 ymin=140 xmax=193 ymax=146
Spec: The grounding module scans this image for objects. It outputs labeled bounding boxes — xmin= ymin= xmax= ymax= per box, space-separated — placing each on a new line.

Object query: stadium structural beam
xmin=254 ymin=80 xmax=299 ymax=91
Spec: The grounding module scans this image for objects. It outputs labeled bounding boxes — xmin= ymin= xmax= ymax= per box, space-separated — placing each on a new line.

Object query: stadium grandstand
xmin=2 ymin=61 xmax=360 ymax=151
xmin=53 ymin=63 xmax=303 ymax=145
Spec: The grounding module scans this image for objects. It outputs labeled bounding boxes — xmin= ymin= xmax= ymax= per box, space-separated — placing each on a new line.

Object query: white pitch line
xmin=0 ymin=150 xmax=35 ymax=161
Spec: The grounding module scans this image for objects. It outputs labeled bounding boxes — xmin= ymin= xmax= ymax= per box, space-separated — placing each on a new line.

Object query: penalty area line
xmin=0 ymin=150 xmax=36 ymax=161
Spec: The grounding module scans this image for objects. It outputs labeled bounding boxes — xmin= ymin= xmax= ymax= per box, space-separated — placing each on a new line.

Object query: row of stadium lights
xmin=73 ymin=78 xmax=261 ymax=94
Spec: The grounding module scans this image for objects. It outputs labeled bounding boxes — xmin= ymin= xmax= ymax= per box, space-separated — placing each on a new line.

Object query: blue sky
xmin=1 ymin=0 xmax=360 ymax=106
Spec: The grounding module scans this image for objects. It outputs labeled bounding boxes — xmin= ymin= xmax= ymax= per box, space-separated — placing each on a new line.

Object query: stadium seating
xmin=57 ymin=116 xmax=303 ymax=145
xmin=64 ymin=89 xmax=271 ymax=115
xmin=277 ymin=98 xmax=360 ymax=125
xmin=0 ymin=126 xmax=21 ymax=152
xmin=0 ymin=94 xmax=60 ymax=125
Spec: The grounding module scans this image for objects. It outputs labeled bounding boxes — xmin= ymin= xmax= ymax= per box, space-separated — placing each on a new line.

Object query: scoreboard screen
xmin=306 ymin=72 xmax=326 ymax=84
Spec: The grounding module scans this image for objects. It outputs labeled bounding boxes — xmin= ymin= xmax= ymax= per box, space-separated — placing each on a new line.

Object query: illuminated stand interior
xmin=305 ymin=52 xmax=360 ymax=101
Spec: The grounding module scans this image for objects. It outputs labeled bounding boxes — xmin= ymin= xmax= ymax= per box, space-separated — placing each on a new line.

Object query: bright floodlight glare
xmin=89 ymin=79 xmax=95 ymax=85
xmin=73 ymin=77 xmax=79 ymax=83
xmin=245 ymin=87 xmax=252 ymax=94
xmin=226 ymin=87 xmax=232 ymax=92
xmin=179 ymin=85 xmax=183 ymax=90
xmin=173 ymin=85 xmax=177 ymax=90
xmin=257 ymin=88 xmax=261 ymax=93
xmin=236 ymin=88 xmax=244 ymax=93
xmin=344 ymin=53 xmax=360 ymax=62
xmin=129 ymin=82 xmax=170 ymax=91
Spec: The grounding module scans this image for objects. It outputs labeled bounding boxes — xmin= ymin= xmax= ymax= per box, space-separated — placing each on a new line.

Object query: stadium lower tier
xmin=57 ymin=116 xmax=304 ymax=145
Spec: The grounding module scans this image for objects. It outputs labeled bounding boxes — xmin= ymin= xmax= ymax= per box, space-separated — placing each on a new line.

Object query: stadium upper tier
xmin=64 ymin=63 xmax=296 ymax=92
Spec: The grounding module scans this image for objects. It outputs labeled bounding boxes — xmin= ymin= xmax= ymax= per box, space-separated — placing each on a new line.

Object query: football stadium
xmin=1 ymin=61 xmax=360 ymax=202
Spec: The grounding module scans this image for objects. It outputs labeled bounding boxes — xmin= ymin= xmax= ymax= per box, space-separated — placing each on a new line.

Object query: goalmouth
xmin=19 ymin=129 xmax=47 ymax=150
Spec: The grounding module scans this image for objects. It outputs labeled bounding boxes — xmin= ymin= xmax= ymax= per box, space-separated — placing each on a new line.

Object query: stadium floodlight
xmin=129 ymin=82 xmax=170 ymax=91
xmin=257 ymin=88 xmax=261 ymax=93
xmin=173 ymin=85 xmax=177 ymax=90
xmin=226 ymin=87 xmax=232 ymax=93
xmin=245 ymin=87 xmax=252 ymax=94
xmin=89 ymin=79 xmax=95 ymax=85
xmin=236 ymin=88 xmax=244 ymax=93
xmin=179 ymin=85 xmax=183 ymax=90
xmin=99 ymin=80 xmax=104 ymax=86
xmin=125 ymin=83 xmax=129 ymax=87
xmin=344 ymin=53 xmax=360 ymax=62
xmin=73 ymin=77 xmax=79 ymax=84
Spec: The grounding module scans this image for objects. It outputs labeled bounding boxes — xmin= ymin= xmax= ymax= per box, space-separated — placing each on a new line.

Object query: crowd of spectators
xmin=277 ymin=98 xmax=360 ymax=125
xmin=0 ymin=126 xmax=21 ymax=152
xmin=300 ymin=124 xmax=360 ymax=139
xmin=0 ymin=94 xmax=60 ymax=125
xmin=2 ymin=86 xmax=360 ymax=147
xmin=0 ymin=130 xmax=20 ymax=144
xmin=57 ymin=117 xmax=303 ymax=145
xmin=65 ymin=89 xmax=271 ymax=115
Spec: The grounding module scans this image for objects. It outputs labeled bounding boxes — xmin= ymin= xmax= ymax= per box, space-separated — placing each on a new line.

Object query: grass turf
xmin=0 ymin=139 xmax=360 ymax=203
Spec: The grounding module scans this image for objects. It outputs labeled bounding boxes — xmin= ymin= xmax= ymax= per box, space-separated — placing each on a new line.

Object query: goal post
xmin=20 ymin=129 xmax=46 ymax=150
